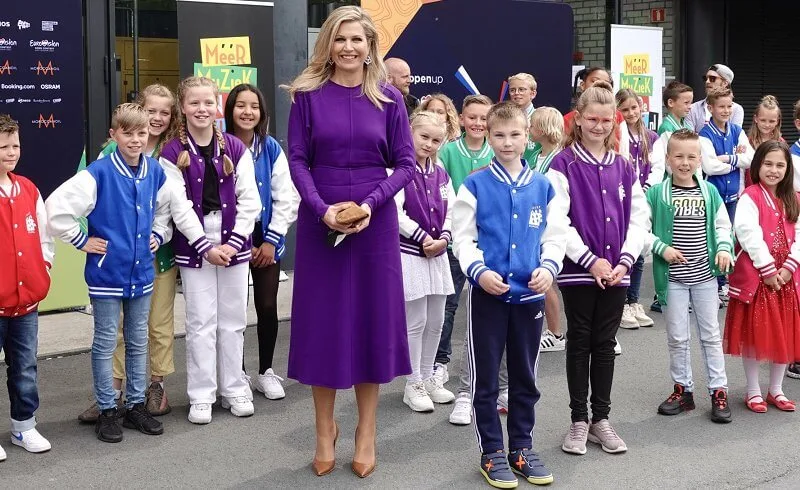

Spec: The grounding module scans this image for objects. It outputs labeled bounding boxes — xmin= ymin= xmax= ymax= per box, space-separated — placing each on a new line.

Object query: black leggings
xmin=251 ymin=261 xmax=280 ymax=375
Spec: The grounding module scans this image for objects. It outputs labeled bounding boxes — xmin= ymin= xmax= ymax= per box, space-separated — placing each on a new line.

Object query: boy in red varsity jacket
xmin=0 ymin=114 xmax=54 ymax=459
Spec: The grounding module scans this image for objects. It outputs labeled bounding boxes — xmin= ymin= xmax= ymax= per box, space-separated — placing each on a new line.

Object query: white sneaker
xmin=433 ymin=362 xmax=449 ymax=384
xmin=278 ymin=270 xmax=289 ymax=282
xmin=221 ymin=396 xmax=255 ymax=417
xmin=449 ymin=393 xmax=472 ymax=425
xmin=497 ymin=389 xmax=509 ymax=413
xmin=242 ymin=373 xmax=254 ymax=402
xmin=540 ymin=330 xmax=566 ymax=352
xmin=254 ymin=369 xmax=286 ymax=400
xmin=188 ymin=403 xmax=213 ymax=424
xmin=619 ymin=304 xmax=639 ymax=329
xmin=614 ymin=337 xmax=622 ymax=356
xmin=424 ymin=376 xmax=455 ymax=404
xmin=632 ymin=303 xmax=654 ymax=327
xmin=0 ymin=443 xmax=5 ymax=461
xmin=10 ymin=428 xmax=51 ymax=453
xmin=403 ymin=381 xmax=434 ymax=412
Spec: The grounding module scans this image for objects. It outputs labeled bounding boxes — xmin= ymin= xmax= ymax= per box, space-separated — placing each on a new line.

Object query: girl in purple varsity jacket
xmin=395 ymin=111 xmax=457 ymax=413
xmin=159 ymin=77 xmax=261 ymax=425
xmin=616 ymin=89 xmax=660 ymax=330
xmin=547 ymin=82 xmax=649 ymax=455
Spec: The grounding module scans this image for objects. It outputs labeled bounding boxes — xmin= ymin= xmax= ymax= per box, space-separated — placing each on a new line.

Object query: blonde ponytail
xmin=215 ymin=126 xmax=234 ymax=176
xmin=177 ymin=120 xmax=191 ymax=170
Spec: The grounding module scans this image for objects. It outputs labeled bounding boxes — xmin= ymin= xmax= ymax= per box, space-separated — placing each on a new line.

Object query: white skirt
xmin=401 ymin=252 xmax=455 ymax=302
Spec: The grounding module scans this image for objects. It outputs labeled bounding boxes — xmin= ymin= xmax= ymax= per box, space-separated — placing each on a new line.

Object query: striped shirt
xmin=669 ymin=185 xmax=713 ymax=285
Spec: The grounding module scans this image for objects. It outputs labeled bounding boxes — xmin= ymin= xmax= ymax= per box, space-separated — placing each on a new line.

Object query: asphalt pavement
xmin=3 ymin=273 xmax=800 ymax=489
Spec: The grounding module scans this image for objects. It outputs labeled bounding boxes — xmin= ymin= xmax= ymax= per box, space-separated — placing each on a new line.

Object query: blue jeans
xmin=435 ymin=249 xmax=466 ymax=365
xmin=718 ymin=201 xmax=737 ymax=288
xmin=91 ymin=295 xmax=151 ymax=410
xmin=0 ymin=311 xmax=40 ymax=431
xmin=663 ymin=279 xmax=727 ymax=394
xmin=627 ymin=256 xmax=645 ymax=303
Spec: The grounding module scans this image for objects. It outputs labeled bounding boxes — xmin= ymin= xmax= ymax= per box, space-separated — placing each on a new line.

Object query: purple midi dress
xmin=286 ymin=80 xmax=415 ymax=389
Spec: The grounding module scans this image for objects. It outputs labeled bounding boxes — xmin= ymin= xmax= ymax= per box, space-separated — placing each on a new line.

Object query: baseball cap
xmin=708 ymin=64 xmax=734 ymax=84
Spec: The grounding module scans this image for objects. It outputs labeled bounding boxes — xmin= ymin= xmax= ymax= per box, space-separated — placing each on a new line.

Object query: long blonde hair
xmin=175 ymin=76 xmax=234 ymax=176
xmin=416 ymin=93 xmax=460 ymax=141
xmin=283 ymin=6 xmax=390 ymax=109
xmin=410 ymin=110 xmax=447 ymax=161
xmin=615 ymin=88 xmax=651 ymax=162
xmin=135 ymin=83 xmax=177 ymax=157
xmin=564 ymin=81 xmax=618 ymax=151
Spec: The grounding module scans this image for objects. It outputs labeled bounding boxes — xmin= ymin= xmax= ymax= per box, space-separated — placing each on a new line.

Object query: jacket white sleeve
xmin=265 ymin=149 xmax=299 ymax=246
xmin=619 ymin=179 xmax=649 ymax=271
xmin=713 ymin=200 xmax=734 ymax=256
xmin=618 ymin=120 xmax=630 ymax=160
xmin=793 ymin=154 xmax=800 ymax=192
xmin=35 ymin=192 xmax=55 ymax=267
xmin=45 ymin=171 xmax=97 ymax=250
xmin=547 ymin=169 xmax=599 ymax=271
xmin=452 ymin=184 xmax=487 ymax=282
xmin=645 ymin=140 xmax=665 ymax=190
xmin=538 ymin=187 xmax=567 ymax=279
xmin=394 ymin=187 xmax=426 ymax=241
xmin=785 ymin=197 xmax=800 ymax=273
xmin=440 ymin=179 xmax=457 ymax=244
xmin=158 ymin=157 xmax=214 ymax=255
xmin=228 ymin=150 xmax=261 ymax=252
xmin=732 ymin=131 xmax=755 ymax=169
xmin=734 ymin=193 xmax=776 ymax=277
xmin=700 ymin=136 xmax=735 ymax=176
xmin=732 ymin=103 xmax=745 ymax=127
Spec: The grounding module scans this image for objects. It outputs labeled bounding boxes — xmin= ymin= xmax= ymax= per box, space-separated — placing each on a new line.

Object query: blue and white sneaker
xmin=480 ymin=451 xmax=518 ymax=488
xmin=10 ymin=428 xmax=51 ymax=453
xmin=508 ymin=448 xmax=553 ymax=485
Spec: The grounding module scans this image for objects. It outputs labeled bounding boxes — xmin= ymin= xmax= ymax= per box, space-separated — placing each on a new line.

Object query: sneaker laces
xmin=230 ymin=396 xmax=250 ymax=405
xmin=666 ymin=390 xmax=684 ymax=403
xmin=426 ymin=376 xmax=444 ymax=390
xmin=594 ymin=421 xmax=620 ymax=440
xmin=568 ymin=422 xmax=588 ymax=440
xmin=194 ymin=403 xmax=211 ymax=412
xmin=410 ymin=382 xmax=428 ymax=397
xmin=148 ymin=383 xmax=164 ymax=406
xmin=712 ymin=390 xmax=728 ymax=409
xmin=264 ymin=370 xmax=284 ymax=382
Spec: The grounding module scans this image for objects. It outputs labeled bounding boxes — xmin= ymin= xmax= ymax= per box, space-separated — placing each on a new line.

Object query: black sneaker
xmin=657 ymin=384 xmax=695 ymax=415
xmin=710 ymin=389 xmax=732 ymax=423
xmin=508 ymin=448 xmax=553 ymax=485
xmin=122 ymin=403 xmax=164 ymax=435
xmin=95 ymin=408 xmax=123 ymax=443
xmin=650 ymin=297 xmax=662 ymax=313
xmin=787 ymin=363 xmax=800 ymax=379
xmin=479 ymin=451 xmax=518 ymax=489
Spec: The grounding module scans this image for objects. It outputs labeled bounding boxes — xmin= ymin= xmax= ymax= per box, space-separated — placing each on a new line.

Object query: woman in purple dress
xmin=284 ymin=6 xmax=415 ymax=479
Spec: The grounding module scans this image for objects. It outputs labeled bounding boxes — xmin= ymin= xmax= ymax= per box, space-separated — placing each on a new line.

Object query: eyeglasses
xmin=705 ymin=75 xmax=719 ymax=83
xmin=582 ymin=116 xmax=614 ymax=127
xmin=508 ymin=87 xmax=530 ymax=94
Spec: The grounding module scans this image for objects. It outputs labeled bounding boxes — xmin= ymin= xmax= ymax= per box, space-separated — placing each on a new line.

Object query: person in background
xmin=386 ymin=57 xmax=419 ymax=116
xmin=686 ymin=64 xmax=744 ymax=131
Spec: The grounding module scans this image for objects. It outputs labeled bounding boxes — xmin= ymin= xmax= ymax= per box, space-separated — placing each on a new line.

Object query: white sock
xmin=769 ymin=363 xmax=788 ymax=396
xmin=114 ymin=389 xmax=122 ymax=400
xmin=742 ymin=357 xmax=762 ymax=400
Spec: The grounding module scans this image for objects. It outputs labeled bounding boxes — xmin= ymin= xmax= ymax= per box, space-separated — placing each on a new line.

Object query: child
xmin=396 ymin=111 xmax=456 ymax=412
xmin=616 ymin=89 xmax=659 ymax=330
xmin=699 ymin=88 xmax=755 ymax=306
xmin=745 ymin=95 xmax=784 ymax=187
xmin=566 ymin=67 xmax=630 ymax=159
xmin=507 ymin=73 xmax=537 ymax=120
xmin=548 ymin=81 xmax=648 ymax=456
xmin=645 ymin=129 xmax=733 ymax=423
xmin=159 ymin=76 xmax=261 ymax=425
xmin=649 ymin=81 xmax=694 ymax=314
xmin=417 ymin=93 xmax=460 ymax=142
xmin=78 ymin=84 xmax=180 ymax=423
xmin=528 ymin=107 xmax=567 ymax=353
xmin=453 ymin=102 xmax=565 ymax=488
xmin=724 ymin=141 xmax=800 ymax=413
xmin=224 ymin=83 xmax=298 ymax=400
xmin=788 ymin=100 xmax=800 ymax=379
xmin=46 ymin=103 xmax=205 ymax=442
xmin=0 ymin=114 xmax=53 ymax=457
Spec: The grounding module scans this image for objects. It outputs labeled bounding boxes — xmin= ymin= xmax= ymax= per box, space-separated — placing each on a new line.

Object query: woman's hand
xmin=352 ymin=203 xmax=372 ymax=233
xmin=323 ymin=203 xmax=359 ymax=234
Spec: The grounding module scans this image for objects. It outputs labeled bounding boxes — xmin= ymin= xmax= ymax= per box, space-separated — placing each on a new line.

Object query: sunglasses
xmin=705 ymin=75 xmax=719 ymax=83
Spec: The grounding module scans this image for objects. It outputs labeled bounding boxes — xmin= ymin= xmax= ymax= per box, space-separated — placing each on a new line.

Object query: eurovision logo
xmin=30 ymin=39 xmax=59 ymax=52
xmin=0 ymin=37 xmax=17 ymax=51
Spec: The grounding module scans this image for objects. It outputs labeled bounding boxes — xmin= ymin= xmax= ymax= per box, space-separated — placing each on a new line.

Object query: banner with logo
xmin=363 ymin=0 xmax=573 ymax=112
xmin=610 ymin=24 xmax=664 ymax=130
xmin=1 ymin=1 xmax=89 ymax=311
xmin=177 ymin=0 xmax=274 ymax=133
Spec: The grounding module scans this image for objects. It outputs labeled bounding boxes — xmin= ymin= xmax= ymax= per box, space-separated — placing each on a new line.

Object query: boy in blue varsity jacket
xmin=453 ymin=103 xmax=566 ymax=488
xmin=46 ymin=104 xmax=206 ymax=443
xmin=699 ymin=88 xmax=754 ymax=305
xmin=0 ymin=114 xmax=54 ymax=458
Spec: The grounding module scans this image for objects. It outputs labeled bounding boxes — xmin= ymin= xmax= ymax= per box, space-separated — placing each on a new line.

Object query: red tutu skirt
xmin=724 ymin=226 xmax=800 ymax=363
